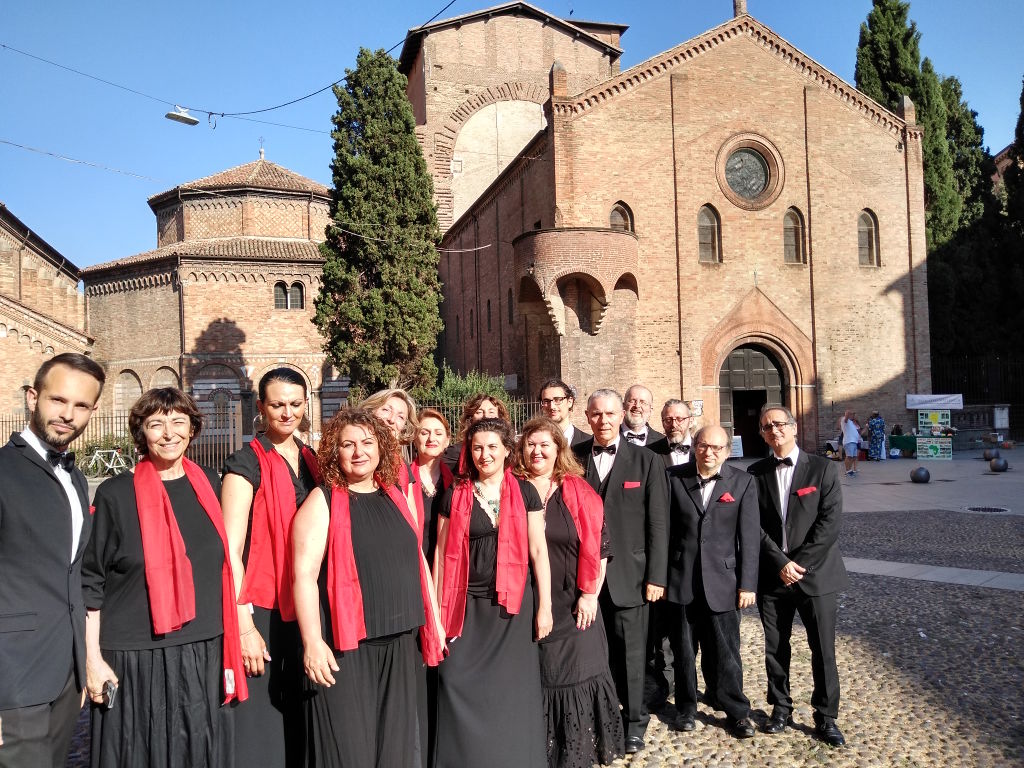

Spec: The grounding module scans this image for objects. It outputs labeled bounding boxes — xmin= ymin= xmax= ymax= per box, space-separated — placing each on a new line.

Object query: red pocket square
xmin=89 ymin=505 xmax=96 ymax=516
xmin=796 ymin=486 xmax=817 ymax=497
xmin=717 ymin=492 xmax=735 ymax=503
xmin=623 ymin=481 xmax=641 ymax=489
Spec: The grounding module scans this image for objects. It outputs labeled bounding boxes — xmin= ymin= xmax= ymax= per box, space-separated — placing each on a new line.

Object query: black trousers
xmin=757 ymin=587 xmax=840 ymax=722
xmin=599 ymin=593 xmax=649 ymax=739
xmin=668 ymin=597 xmax=750 ymax=722
xmin=0 ymin=665 xmax=80 ymax=768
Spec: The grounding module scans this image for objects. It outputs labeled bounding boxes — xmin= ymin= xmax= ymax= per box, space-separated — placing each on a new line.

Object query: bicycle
xmin=83 ymin=447 xmax=135 ymax=479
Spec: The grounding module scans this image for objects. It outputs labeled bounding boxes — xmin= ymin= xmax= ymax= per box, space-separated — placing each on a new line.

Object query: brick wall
xmin=156 ymin=196 xmax=331 ymax=246
xmin=0 ymin=226 xmax=84 ymax=331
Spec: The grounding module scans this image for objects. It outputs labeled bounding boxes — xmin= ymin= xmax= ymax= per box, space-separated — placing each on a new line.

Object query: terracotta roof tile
xmin=148 ymin=159 xmax=330 ymax=203
xmin=82 ymin=237 xmax=325 ymax=275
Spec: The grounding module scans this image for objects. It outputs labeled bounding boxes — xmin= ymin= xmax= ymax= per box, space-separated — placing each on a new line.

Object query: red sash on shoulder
xmin=133 ymin=457 xmax=248 ymax=704
xmin=440 ymin=468 xmax=528 ymax=638
xmin=325 ymin=483 xmax=445 ymax=665
xmin=244 ymin=440 xmax=321 ymax=616
xmin=559 ymin=475 xmax=604 ymax=594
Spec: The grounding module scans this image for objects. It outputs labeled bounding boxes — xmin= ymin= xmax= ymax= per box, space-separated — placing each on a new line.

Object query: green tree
xmin=409 ymin=362 xmax=508 ymax=407
xmin=1004 ymin=76 xmax=1024 ymax=234
xmin=314 ymin=48 xmax=443 ymax=391
xmin=855 ymin=0 xmax=959 ymax=249
xmin=941 ymin=74 xmax=996 ymax=229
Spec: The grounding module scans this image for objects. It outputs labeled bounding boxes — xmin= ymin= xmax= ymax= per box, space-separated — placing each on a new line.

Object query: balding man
xmin=666 ymin=425 xmax=759 ymax=738
xmin=648 ymin=400 xmax=696 ymax=468
xmin=620 ymin=385 xmax=665 ymax=448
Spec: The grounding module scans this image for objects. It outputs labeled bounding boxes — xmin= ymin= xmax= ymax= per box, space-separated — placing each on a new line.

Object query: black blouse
xmin=222 ymin=435 xmax=317 ymax=509
xmin=320 ymin=487 xmax=423 ymax=643
xmin=82 ymin=468 xmax=224 ymax=650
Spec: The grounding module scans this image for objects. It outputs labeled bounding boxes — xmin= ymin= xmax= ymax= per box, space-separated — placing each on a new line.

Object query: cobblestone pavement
xmin=67 ymin=453 xmax=1023 ymax=767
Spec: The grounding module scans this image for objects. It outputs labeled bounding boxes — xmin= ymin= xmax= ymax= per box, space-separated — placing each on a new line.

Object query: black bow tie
xmin=593 ymin=444 xmax=617 ymax=455
xmin=624 ymin=432 xmax=645 ymax=442
xmin=47 ymin=449 xmax=76 ymax=472
xmin=670 ymin=442 xmax=690 ymax=453
xmin=697 ymin=473 xmax=721 ymax=488
xmin=771 ymin=456 xmax=794 ymax=468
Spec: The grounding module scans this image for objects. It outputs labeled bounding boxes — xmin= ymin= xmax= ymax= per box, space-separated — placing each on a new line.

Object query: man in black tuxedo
xmin=537 ymin=377 xmax=590 ymax=447
xmin=574 ymin=389 xmax=668 ymax=754
xmin=620 ymin=384 xmax=665 ymax=447
xmin=648 ymin=399 xmax=696 ymax=468
xmin=665 ymin=425 xmax=758 ymax=738
xmin=0 ymin=353 xmax=105 ymax=767
xmin=748 ymin=405 xmax=848 ymax=747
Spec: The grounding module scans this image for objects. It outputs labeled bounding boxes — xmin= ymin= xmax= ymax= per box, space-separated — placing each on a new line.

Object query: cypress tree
xmin=314 ymin=48 xmax=443 ymax=390
xmin=941 ymin=75 xmax=996 ymax=229
xmin=1004 ymin=76 xmax=1024 ymax=234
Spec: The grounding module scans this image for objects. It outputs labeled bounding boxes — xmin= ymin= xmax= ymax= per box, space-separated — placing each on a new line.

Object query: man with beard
xmin=620 ymin=385 xmax=665 ymax=448
xmin=648 ymin=399 xmax=696 ymax=468
xmin=537 ymin=378 xmax=590 ymax=447
xmin=0 ymin=353 xmax=105 ymax=767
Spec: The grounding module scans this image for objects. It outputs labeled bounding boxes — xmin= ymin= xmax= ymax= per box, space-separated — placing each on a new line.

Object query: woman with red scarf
xmin=515 ymin=417 xmax=624 ymax=768
xmin=220 ymin=368 xmax=319 ymax=766
xmin=291 ymin=409 xmax=444 ymax=768
xmin=433 ymin=418 xmax=552 ymax=768
xmin=83 ymin=388 xmax=246 ymax=767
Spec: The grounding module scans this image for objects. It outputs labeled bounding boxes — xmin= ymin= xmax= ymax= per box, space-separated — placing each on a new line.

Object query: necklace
xmin=532 ymin=475 xmax=557 ymax=511
xmin=473 ymin=481 xmax=502 ymax=527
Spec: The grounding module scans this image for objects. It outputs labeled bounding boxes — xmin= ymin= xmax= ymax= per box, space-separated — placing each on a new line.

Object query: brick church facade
xmin=401 ymin=1 xmax=931 ymax=452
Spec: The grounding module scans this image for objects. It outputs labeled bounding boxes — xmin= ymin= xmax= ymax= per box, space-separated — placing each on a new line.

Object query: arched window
xmin=289 ymin=282 xmax=304 ymax=309
xmin=858 ymin=210 xmax=880 ymax=266
xmin=783 ymin=207 xmax=805 ymax=264
xmin=114 ymin=370 xmax=142 ymax=412
xmin=274 ymin=282 xmax=289 ymax=309
xmin=698 ymin=205 xmax=721 ymax=263
xmin=609 ymin=202 xmax=634 ymax=232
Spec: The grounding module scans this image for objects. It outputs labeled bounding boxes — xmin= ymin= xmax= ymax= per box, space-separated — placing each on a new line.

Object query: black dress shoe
xmin=624 ymin=735 xmax=645 ymax=754
xmin=815 ymin=720 xmax=846 ymax=747
xmin=763 ymin=710 xmax=792 ymax=734
xmin=729 ymin=717 xmax=756 ymax=739
xmin=676 ymin=713 xmax=696 ymax=731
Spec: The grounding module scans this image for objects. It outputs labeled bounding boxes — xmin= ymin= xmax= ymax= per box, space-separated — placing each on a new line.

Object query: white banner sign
xmin=906 ymin=394 xmax=963 ymax=410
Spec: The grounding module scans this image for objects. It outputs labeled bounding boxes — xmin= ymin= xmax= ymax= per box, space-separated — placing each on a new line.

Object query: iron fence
xmin=931 ymin=355 xmax=1024 ymax=440
xmin=416 ymin=399 xmax=546 ymax=436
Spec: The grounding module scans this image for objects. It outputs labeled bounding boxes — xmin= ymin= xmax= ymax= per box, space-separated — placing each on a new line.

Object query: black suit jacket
xmin=0 ymin=433 xmax=91 ymax=709
xmin=573 ymin=439 xmax=668 ymax=608
xmin=665 ymin=462 xmax=759 ymax=612
xmin=648 ymin=436 xmax=696 ymax=469
xmin=567 ymin=425 xmax=592 ymax=448
xmin=747 ymin=451 xmax=849 ymax=596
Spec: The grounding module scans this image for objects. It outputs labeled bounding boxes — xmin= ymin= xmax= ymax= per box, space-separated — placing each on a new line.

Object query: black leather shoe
xmin=624 ymin=735 xmax=645 ymax=754
xmin=815 ymin=721 xmax=846 ymax=747
xmin=676 ymin=713 xmax=696 ymax=731
xmin=763 ymin=710 xmax=792 ymax=734
xmin=729 ymin=717 xmax=756 ymax=739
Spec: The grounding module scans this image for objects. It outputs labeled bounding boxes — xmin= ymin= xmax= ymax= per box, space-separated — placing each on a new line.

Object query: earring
xmin=253 ymin=413 xmax=267 ymax=433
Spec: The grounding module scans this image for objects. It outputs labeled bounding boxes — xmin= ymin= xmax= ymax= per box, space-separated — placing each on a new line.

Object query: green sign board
xmin=916 ymin=437 xmax=952 ymax=460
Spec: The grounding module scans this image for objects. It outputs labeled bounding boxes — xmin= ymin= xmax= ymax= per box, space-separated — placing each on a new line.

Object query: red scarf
xmin=243 ymin=439 xmax=321 ymax=616
xmin=559 ymin=475 xmax=604 ymax=594
xmin=325 ymin=482 xmax=445 ymax=665
xmin=440 ymin=468 xmax=528 ymax=638
xmin=133 ymin=457 xmax=248 ymax=704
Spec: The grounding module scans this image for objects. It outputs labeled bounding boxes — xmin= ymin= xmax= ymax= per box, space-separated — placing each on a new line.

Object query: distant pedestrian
xmin=839 ymin=411 xmax=860 ymax=476
xmin=866 ymin=411 xmax=886 ymax=461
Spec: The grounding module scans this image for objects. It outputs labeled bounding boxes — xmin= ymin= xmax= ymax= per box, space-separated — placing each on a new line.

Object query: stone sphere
xmin=983 ymin=448 xmax=1001 ymax=461
xmin=990 ymin=457 xmax=1009 ymax=472
xmin=910 ymin=466 xmax=930 ymax=483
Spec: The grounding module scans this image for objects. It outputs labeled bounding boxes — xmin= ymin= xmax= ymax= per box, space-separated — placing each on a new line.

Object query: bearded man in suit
xmin=665 ymin=425 xmax=758 ymax=738
xmin=648 ymin=399 xmax=696 ymax=468
xmin=620 ymin=385 xmax=665 ymax=447
xmin=573 ymin=389 xmax=668 ymax=754
xmin=537 ymin=378 xmax=590 ymax=446
xmin=747 ymin=405 xmax=848 ymax=748
xmin=0 ymin=353 xmax=105 ymax=767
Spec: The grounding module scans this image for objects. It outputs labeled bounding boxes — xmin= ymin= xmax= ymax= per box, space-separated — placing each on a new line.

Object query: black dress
xmin=434 ymin=479 xmax=547 ymax=768
xmin=83 ymin=468 xmax=232 ymax=768
xmin=305 ymin=487 xmax=424 ymax=768
xmin=222 ymin=436 xmax=318 ymax=767
xmin=539 ymin=489 xmax=624 ymax=768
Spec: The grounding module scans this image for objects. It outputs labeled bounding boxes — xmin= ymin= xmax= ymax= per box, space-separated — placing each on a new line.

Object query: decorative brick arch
xmin=699 ymin=288 xmax=819 ymax=448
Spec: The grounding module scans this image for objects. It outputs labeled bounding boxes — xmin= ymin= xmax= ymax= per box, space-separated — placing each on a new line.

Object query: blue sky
xmin=2 ymin=0 xmax=1020 ymax=268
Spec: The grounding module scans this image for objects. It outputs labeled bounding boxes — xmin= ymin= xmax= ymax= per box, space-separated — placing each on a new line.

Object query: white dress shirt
xmin=621 ymin=425 xmax=648 ymax=445
xmin=21 ymin=427 xmax=84 ymax=560
xmin=773 ymin=446 xmax=800 ymax=553
xmin=698 ymin=473 xmax=719 ymax=507
xmin=668 ymin=436 xmax=692 ymax=467
xmin=593 ymin=435 xmax=622 ymax=482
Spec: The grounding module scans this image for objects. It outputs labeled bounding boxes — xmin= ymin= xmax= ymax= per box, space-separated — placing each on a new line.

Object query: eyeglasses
xmin=625 ymin=399 xmax=651 ymax=408
xmin=696 ymin=442 xmax=728 ymax=453
xmin=759 ymin=420 xmax=794 ymax=433
xmin=540 ymin=396 xmax=568 ymax=407
xmin=663 ymin=416 xmax=691 ymax=423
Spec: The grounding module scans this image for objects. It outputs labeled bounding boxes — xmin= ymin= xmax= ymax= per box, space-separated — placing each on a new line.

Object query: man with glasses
xmin=748 ymin=406 xmax=848 ymax=747
xmin=648 ymin=399 xmax=696 ymax=468
xmin=537 ymin=378 xmax=590 ymax=446
xmin=665 ymin=425 xmax=759 ymax=738
xmin=620 ymin=385 xmax=665 ymax=448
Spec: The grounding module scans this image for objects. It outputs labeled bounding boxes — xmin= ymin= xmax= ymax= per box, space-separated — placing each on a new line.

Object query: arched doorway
xmin=719 ymin=345 xmax=785 ymax=458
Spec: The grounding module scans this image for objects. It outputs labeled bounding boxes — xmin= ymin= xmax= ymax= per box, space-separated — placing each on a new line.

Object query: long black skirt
xmin=89 ymin=636 xmax=234 ymax=768
xmin=539 ymin=608 xmax=624 ymax=768
xmin=233 ymin=606 xmax=305 ymax=767
xmin=304 ymin=630 xmax=419 ymax=768
xmin=434 ymin=590 xmax=546 ymax=768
